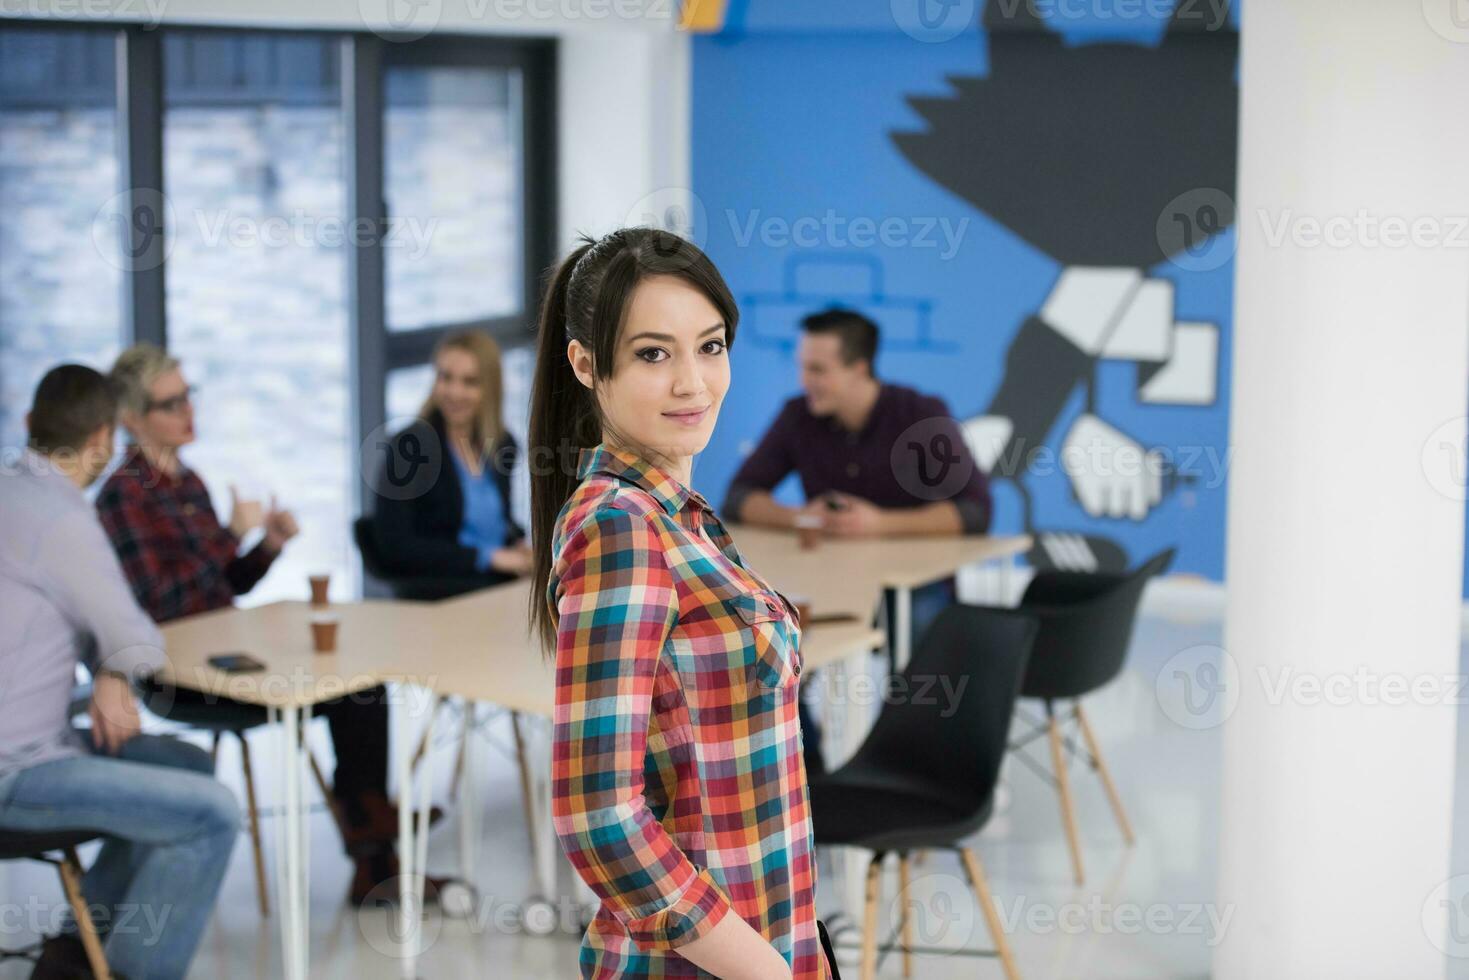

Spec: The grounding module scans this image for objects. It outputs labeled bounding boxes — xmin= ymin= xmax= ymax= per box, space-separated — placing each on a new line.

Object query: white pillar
xmin=1216 ymin=3 xmax=1469 ymax=977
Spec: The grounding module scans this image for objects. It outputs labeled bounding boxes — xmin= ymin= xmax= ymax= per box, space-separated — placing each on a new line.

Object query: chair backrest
xmin=352 ymin=515 xmax=495 ymax=602
xmin=353 ymin=516 xmax=392 ymax=580
xmin=1019 ymin=547 xmax=1175 ymax=700
xmin=848 ymin=604 xmax=1038 ymax=814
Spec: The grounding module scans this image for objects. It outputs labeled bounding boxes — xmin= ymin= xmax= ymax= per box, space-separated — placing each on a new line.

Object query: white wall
xmin=1215 ymin=2 xmax=1469 ymax=976
xmin=557 ymin=28 xmax=691 ymax=251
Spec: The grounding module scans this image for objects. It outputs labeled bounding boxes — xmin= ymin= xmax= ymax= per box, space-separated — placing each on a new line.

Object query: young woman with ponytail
xmin=528 ymin=228 xmax=833 ymax=979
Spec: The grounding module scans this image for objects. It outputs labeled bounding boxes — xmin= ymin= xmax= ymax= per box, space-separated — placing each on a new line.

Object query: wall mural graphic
xmin=740 ymin=253 xmax=957 ymax=356
xmin=890 ymin=0 xmax=1239 ymax=572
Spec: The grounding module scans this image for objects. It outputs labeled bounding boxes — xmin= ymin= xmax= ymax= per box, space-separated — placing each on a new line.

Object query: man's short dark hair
xmin=28 ymin=364 xmax=119 ymax=454
xmin=801 ymin=307 xmax=879 ymax=376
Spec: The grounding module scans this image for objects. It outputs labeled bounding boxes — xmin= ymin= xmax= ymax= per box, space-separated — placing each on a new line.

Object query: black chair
xmin=809 ymin=604 xmax=1038 ymax=980
xmin=994 ymin=548 xmax=1175 ymax=885
xmin=0 ymin=830 xmax=113 ymax=979
xmin=353 ymin=516 xmax=491 ymax=602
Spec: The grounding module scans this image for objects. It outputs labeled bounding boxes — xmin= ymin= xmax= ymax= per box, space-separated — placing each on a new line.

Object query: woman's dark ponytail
xmin=526 ymin=228 xmax=739 ymax=657
xmin=527 ymin=236 xmax=599 ymax=655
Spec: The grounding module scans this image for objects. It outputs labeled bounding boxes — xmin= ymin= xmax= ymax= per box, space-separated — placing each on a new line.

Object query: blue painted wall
xmin=692 ymin=0 xmax=1242 ymax=581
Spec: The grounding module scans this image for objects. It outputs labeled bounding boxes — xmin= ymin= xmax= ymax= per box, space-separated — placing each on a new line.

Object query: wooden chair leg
xmin=58 ymin=848 xmax=112 ymax=980
xmin=235 ymin=731 xmax=270 ymax=917
xmin=860 ymin=853 xmax=883 ymax=980
xmin=897 ymin=853 xmax=913 ymax=978
xmin=306 ymin=749 xmax=349 ymax=841
xmin=1047 ymin=709 xmax=1085 ymax=884
xmin=959 ymin=848 xmax=1020 ymax=980
xmin=1074 ymin=703 xmax=1135 ymax=845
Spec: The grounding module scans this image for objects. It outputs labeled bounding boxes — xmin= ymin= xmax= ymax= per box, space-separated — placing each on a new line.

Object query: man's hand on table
xmin=821 ymin=492 xmax=886 ymax=537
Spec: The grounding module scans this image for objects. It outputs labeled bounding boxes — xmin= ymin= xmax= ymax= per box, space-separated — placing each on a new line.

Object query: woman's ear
xmin=566 ymin=339 xmax=595 ymax=390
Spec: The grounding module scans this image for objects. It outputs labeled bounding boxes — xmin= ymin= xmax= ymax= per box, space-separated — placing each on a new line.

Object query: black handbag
xmin=816 ymin=918 xmax=842 ymax=979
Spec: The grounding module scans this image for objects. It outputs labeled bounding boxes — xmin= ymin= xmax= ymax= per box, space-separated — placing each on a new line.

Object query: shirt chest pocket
xmin=727 ymin=588 xmax=801 ymax=693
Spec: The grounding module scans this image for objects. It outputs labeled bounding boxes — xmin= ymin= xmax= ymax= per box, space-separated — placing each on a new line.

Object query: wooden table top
xmin=157 ymin=600 xmax=412 ymax=708
xmin=726 ymin=525 xmax=1033 ymax=594
xmin=158 ymin=531 xmax=1023 ymax=711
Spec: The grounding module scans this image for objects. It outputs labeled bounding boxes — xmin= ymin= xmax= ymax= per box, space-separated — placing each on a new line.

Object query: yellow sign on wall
xmin=679 ymin=0 xmax=727 ymax=32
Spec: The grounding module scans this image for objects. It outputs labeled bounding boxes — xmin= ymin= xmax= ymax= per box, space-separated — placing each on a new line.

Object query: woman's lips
xmin=662 ymin=407 xmax=709 ymax=427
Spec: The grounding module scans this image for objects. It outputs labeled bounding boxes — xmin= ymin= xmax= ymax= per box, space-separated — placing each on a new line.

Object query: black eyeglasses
xmin=145 ymin=385 xmax=197 ymax=415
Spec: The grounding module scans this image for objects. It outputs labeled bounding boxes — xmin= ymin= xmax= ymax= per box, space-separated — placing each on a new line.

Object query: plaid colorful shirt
xmin=95 ymin=447 xmax=276 ymax=623
xmin=549 ymin=443 xmax=828 ymax=979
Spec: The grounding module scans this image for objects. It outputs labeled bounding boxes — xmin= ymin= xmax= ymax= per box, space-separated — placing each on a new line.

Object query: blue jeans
xmin=0 ymin=733 xmax=239 ymax=980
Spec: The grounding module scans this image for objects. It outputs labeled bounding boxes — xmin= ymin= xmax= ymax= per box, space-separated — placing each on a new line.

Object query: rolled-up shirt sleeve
xmin=551 ymin=506 xmax=733 ymax=950
xmin=40 ymin=508 xmax=166 ymax=682
xmin=924 ymin=395 xmax=993 ymax=535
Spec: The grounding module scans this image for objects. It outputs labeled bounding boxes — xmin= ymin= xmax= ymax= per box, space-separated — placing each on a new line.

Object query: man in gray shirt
xmin=0 ymin=365 xmax=238 ymax=980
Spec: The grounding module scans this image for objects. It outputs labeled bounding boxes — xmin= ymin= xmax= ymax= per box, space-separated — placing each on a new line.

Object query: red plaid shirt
xmin=95 ymin=447 xmax=276 ymax=623
xmin=549 ymin=444 xmax=828 ymax=979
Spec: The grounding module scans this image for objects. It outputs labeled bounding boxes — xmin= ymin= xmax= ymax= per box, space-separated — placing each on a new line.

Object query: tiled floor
xmin=1 ymin=601 xmax=1460 ymax=977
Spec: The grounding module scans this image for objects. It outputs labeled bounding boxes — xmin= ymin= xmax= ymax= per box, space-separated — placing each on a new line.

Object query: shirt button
xmin=846 ymin=463 xmax=860 ymax=478
xmin=794 ymin=662 xmax=802 ymax=676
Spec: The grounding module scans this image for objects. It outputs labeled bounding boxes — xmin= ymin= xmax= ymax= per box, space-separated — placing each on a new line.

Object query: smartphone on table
xmin=208 ymin=652 xmax=266 ymax=674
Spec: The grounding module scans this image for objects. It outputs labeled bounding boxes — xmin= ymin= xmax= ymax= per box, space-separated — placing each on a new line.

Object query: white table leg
xmin=275 ymin=704 xmax=306 ymax=980
xmin=893 ymin=585 xmax=912 ymax=672
xmin=837 ymin=648 xmax=869 ymax=927
xmin=270 ymin=708 xmax=291 ymax=979
xmin=298 ymin=703 xmax=311 ymax=979
xmin=414 ymin=699 xmax=435 ymax=929
xmin=395 ymin=683 xmax=431 ymax=980
xmin=997 ymin=551 xmax=1017 ymax=605
xmin=525 ymin=716 xmax=557 ymax=904
xmin=457 ymin=702 xmax=478 ymax=884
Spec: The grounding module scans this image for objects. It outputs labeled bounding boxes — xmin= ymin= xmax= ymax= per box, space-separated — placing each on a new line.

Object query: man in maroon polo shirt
xmin=723 ymin=308 xmax=993 ymax=773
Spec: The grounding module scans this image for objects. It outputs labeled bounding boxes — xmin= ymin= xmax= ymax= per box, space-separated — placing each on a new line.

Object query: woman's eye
xmin=635 ymin=347 xmax=668 ymax=363
xmin=702 ymin=339 xmax=727 ymax=355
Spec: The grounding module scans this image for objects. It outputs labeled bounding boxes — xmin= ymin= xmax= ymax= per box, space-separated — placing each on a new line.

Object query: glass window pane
xmin=383 ymin=65 xmax=522 ymax=332
xmin=162 ymin=32 xmax=353 ymax=603
xmin=385 ymin=362 xmax=434 ymax=429
xmin=0 ymin=28 xmax=121 ymax=458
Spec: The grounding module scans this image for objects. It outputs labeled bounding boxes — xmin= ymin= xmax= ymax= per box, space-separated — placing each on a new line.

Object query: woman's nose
xmin=672 ymin=355 xmax=704 ymax=396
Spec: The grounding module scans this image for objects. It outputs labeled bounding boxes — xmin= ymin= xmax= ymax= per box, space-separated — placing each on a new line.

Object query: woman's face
xmin=431 ymin=347 xmax=482 ymax=432
xmin=129 ymin=366 xmax=196 ymax=451
xmin=572 ymin=274 xmax=730 ymax=468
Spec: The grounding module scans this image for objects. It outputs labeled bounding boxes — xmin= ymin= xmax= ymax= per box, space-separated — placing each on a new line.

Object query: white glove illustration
xmin=1061 ymin=413 xmax=1165 ymax=520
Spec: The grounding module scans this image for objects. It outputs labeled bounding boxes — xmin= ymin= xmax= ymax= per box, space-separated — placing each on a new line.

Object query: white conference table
xmin=158 ymin=600 xmax=414 ymax=980
xmin=728 ymin=525 xmax=1033 ymax=670
xmin=384 ymin=578 xmax=889 ymax=976
xmin=157 ymin=527 xmax=1031 ymax=978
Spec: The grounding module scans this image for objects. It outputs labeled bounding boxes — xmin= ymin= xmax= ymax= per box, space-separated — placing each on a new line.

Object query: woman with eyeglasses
xmin=94 ymin=343 xmax=407 ymax=906
xmin=528 ymin=229 xmax=834 ymax=979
